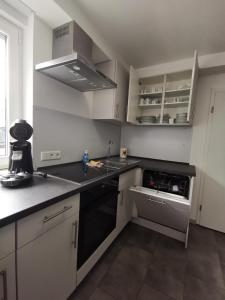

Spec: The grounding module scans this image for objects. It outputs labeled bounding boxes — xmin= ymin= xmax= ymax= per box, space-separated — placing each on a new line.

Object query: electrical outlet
xmin=41 ymin=151 xmax=61 ymax=161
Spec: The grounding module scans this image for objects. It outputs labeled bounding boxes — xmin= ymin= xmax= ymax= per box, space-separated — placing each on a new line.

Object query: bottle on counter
xmin=82 ymin=150 xmax=89 ymax=165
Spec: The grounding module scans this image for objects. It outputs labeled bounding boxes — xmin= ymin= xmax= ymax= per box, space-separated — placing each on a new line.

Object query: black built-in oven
xmin=77 ymin=177 xmax=118 ymax=269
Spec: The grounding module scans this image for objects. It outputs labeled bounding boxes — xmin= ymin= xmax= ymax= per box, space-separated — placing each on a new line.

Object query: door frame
xmin=197 ymin=87 xmax=225 ymax=225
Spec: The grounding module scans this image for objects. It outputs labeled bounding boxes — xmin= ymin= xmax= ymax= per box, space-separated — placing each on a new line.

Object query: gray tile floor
xmin=69 ymin=223 xmax=225 ymax=300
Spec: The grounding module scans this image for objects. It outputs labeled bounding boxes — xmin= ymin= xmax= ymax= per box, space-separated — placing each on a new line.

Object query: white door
xmin=200 ymin=89 xmax=225 ymax=232
xmin=17 ymin=214 xmax=78 ymax=300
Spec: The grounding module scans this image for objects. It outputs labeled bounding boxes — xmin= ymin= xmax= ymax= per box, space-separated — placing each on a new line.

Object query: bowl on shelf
xmin=136 ymin=115 xmax=157 ymax=124
xmin=176 ymin=113 xmax=188 ymax=123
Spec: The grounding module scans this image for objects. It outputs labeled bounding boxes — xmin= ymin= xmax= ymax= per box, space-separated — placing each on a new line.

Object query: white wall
xmin=32 ymin=17 xmax=121 ymax=169
xmin=33 ymin=106 xmax=121 ymax=168
xmin=121 ymin=125 xmax=192 ymax=162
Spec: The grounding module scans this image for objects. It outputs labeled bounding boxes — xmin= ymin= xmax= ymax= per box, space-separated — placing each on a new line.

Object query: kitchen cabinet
xmin=0 ymin=224 xmax=16 ymax=300
xmin=0 ymin=254 xmax=16 ymax=300
xmin=92 ymin=60 xmax=129 ymax=123
xmin=127 ymin=51 xmax=198 ymax=126
xmin=117 ymin=169 xmax=138 ymax=233
xmin=17 ymin=195 xmax=80 ymax=300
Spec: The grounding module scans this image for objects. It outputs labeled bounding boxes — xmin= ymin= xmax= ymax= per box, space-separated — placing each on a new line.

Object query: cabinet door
xmin=116 ymin=189 xmax=133 ymax=234
xmin=127 ymin=66 xmax=139 ymax=123
xmin=187 ymin=51 xmax=198 ymax=123
xmin=114 ymin=62 xmax=129 ymax=122
xmin=17 ymin=214 xmax=79 ymax=300
xmin=0 ymin=224 xmax=15 ymax=260
xmin=116 ymin=192 xmax=127 ymax=233
xmin=0 ymin=253 xmax=16 ymax=300
xmin=92 ymin=61 xmax=116 ymax=120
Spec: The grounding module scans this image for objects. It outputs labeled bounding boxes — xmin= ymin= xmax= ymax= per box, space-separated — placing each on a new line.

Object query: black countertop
xmin=0 ymin=157 xmax=195 ymax=228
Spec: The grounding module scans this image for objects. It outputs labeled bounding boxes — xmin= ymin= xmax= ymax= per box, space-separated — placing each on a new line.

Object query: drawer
xmin=129 ymin=187 xmax=190 ymax=233
xmin=17 ymin=194 xmax=80 ymax=248
xmin=119 ymin=169 xmax=138 ymax=191
xmin=0 ymin=224 xmax=15 ymax=260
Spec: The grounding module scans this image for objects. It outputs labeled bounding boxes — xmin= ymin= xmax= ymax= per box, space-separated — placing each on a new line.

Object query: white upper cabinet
xmin=92 ymin=60 xmax=128 ymax=123
xmin=127 ymin=51 xmax=199 ymax=126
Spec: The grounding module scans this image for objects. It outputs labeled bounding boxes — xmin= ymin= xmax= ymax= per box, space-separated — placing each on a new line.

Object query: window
xmin=0 ymin=33 xmax=7 ymax=158
xmin=0 ymin=17 xmax=21 ymax=169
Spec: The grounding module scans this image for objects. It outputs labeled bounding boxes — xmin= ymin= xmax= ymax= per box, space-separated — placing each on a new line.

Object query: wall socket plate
xmin=41 ymin=150 xmax=61 ymax=161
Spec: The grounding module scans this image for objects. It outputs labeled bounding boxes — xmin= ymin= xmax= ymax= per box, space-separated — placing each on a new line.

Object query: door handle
xmin=0 ymin=270 xmax=7 ymax=300
xmin=43 ymin=205 xmax=73 ymax=223
xmin=72 ymin=221 xmax=78 ymax=249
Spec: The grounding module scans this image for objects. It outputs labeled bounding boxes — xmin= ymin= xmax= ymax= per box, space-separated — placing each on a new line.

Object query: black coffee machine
xmin=1 ymin=119 xmax=34 ymax=187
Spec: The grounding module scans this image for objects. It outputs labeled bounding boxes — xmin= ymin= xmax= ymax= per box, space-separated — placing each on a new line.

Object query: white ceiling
xmin=76 ymin=0 xmax=225 ymax=68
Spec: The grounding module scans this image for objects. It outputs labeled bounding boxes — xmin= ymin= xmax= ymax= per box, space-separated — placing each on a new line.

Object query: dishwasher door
xmin=129 ymin=186 xmax=190 ymax=232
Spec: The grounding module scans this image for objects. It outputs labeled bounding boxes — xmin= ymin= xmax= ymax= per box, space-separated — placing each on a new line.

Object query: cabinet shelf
xmin=165 ymin=88 xmax=190 ymax=96
xmin=135 ymin=122 xmax=191 ymax=126
xmin=139 ymin=91 xmax=163 ymax=97
xmin=138 ymin=103 xmax=162 ymax=108
xmin=138 ymin=101 xmax=189 ymax=109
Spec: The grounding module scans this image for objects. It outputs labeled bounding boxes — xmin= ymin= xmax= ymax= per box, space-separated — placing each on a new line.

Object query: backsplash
xmin=33 ymin=106 xmax=121 ymax=169
xmin=121 ymin=124 xmax=192 ymax=163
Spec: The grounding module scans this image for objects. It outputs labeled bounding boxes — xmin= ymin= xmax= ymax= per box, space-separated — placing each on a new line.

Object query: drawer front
xmin=0 ymin=224 xmax=15 ymax=260
xmin=119 ymin=169 xmax=137 ymax=191
xmin=17 ymin=194 xmax=80 ymax=248
xmin=129 ymin=187 xmax=190 ymax=232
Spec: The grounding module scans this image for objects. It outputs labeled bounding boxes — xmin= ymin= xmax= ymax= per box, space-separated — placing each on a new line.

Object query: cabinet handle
xmin=72 ymin=221 xmax=78 ymax=249
xmin=43 ymin=205 xmax=73 ymax=223
xmin=0 ymin=270 xmax=7 ymax=300
xmin=120 ymin=192 xmax=124 ymax=206
xmin=148 ymin=197 xmax=166 ymax=206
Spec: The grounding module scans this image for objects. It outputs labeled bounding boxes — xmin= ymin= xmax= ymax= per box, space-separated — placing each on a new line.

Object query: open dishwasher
xmin=129 ymin=170 xmax=194 ymax=247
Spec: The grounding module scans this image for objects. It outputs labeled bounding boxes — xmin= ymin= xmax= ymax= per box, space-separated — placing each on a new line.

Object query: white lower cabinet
xmin=116 ymin=169 xmax=138 ymax=234
xmin=0 ymin=253 xmax=16 ymax=300
xmin=0 ymin=223 xmax=16 ymax=300
xmin=116 ymin=189 xmax=133 ymax=233
xmin=17 ymin=213 xmax=78 ymax=300
xmin=17 ymin=195 xmax=80 ymax=300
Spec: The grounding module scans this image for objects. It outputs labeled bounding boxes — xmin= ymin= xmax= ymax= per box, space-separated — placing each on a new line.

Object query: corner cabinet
xmin=127 ymin=51 xmax=198 ymax=126
xmin=92 ymin=60 xmax=129 ymax=123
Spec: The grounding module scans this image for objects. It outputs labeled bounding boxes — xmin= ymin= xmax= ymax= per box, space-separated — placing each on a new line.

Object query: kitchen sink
xmin=101 ymin=158 xmax=138 ymax=170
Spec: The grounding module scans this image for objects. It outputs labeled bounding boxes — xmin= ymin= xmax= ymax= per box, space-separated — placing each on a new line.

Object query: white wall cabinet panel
xmin=0 ymin=253 xmax=16 ymax=300
xmin=17 ymin=213 xmax=79 ymax=300
xmin=93 ymin=60 xmax=128 ymax=123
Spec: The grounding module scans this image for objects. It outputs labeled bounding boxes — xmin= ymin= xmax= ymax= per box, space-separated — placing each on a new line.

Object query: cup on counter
xmin=169 ymin=118 xmax=174 ymax=124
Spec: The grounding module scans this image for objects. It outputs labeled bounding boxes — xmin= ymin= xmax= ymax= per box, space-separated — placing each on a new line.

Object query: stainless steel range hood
xmin=35 ymin=21 xmax=117 ymax=92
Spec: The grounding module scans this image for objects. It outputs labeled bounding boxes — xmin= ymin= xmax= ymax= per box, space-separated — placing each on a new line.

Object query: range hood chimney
xmin=35 ymin=21 xmax=117 ymax=92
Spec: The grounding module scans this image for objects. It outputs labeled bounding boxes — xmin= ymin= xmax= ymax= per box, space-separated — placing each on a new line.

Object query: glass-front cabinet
xmin=127 ymin=51 xmax=198 ymax=126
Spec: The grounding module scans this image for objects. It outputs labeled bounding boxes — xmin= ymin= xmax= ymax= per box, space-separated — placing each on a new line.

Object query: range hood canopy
xmin=35 ymin=21 xmax=117 ymax=92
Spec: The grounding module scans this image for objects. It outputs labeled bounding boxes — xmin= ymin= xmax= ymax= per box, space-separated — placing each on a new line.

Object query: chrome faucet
xmin=107 ymin=140 xmax=113 ymax=159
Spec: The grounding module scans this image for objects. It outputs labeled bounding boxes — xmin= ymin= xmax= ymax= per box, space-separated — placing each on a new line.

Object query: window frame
xmin=0 ymin=16 xmax=22 ymax=169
